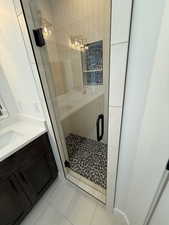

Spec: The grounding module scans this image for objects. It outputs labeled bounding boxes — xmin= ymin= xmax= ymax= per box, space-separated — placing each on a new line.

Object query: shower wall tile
xmin=13 ymin=0 xmax=22 ymax=16
xmin=108 ymin=107 xmax=122 ymax=159
xmin=111 ymin=0 xmax=133 ymax=44
xmin=109 ymin=43 xmax=128 ymax=107
xmin=107 ymin=106 xmax=122 ymax=208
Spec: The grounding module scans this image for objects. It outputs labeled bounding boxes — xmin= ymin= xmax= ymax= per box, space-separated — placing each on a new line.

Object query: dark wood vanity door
xmin=0 ymin=175 xmax=31 ymax=225
xmin=18 ymin=153 xmax=56 ymax=203
xmin=16 ymin=134 xmax=58 ymax=203
xmin=0 ymin=133 xmax=58 ymax=225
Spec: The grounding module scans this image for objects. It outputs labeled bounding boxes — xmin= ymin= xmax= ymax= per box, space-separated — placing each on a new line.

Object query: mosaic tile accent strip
xmin=82 ymin=40 xmax=103 ymax=85
xmin=66 ymin=134 xmax=107 ymax=189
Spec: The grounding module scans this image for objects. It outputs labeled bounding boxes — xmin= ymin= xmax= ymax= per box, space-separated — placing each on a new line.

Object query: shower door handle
xmin=96 ymin=114 xmax=104 ymax=141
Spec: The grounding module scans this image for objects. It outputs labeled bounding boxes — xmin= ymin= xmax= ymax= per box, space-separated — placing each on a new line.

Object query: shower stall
xmin=21 ymin=0 xmax=111 ymax=200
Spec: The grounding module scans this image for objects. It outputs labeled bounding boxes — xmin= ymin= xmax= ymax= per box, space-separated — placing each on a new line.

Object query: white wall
xmin=116 ymin=0 xmax=169 ymax=224
xmin=0 ymin=67 xmax=18 ymax=119
xmin=0 ymin=0 xmax=44 ymax=119
xmin=149 ymin=4 xmax=169 ymax=224
xmin=107 ymin=0 xmax=132 ymax=209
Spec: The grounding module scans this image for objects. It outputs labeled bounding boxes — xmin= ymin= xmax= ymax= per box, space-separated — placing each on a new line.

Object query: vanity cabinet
xmin=0 ymin=133 xmax=58 ymax=225
xmin=15 ymin=134 xmax=58 ymax=204
xmin=0 ymin=175 xmax=31 ymax=225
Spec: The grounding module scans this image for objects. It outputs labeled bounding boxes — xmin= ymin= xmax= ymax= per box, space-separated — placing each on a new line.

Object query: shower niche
xmin=82 ymin=40 xmax=103 ymax=86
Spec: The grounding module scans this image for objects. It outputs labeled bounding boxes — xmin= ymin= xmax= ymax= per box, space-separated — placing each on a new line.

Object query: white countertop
xmin=0 ymin=116 xmax=47 ymax=162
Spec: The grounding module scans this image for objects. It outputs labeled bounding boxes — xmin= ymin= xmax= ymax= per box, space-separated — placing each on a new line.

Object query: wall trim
xmin=113 ymin=208 xmax=130 ymax=225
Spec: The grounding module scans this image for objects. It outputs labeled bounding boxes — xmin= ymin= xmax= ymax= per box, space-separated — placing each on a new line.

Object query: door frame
xmin=20 ymin=0 xmax=133 ymax=210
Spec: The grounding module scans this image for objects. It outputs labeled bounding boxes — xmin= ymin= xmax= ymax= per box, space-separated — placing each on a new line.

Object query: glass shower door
xmin=22 ymin=0 xmax=111 ymax=190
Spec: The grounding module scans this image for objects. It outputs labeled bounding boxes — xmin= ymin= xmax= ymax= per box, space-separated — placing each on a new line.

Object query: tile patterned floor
xmin=66 ymin=134 xmax=107 ymax=188
xmin=21 ymin=177 xmax=127 ymax=225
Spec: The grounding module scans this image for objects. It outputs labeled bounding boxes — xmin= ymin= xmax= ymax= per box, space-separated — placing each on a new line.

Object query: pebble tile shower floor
xmin=66 ymin=134 xmax=107 ymax=188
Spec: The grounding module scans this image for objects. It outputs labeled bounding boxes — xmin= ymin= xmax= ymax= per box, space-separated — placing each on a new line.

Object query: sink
xmin=0 ymin=131 xmax=22 ymax=149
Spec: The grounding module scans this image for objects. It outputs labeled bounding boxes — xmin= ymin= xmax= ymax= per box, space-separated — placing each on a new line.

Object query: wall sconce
xmin=69 ymin=36 xmax=88 ymax=51
xmin=37 ymin=10 xmax=52 ymax=40
xmin=42 ymin=25 xmax=52 ymax=40
xmin=41 ymin=18 xmax=52 ymax=40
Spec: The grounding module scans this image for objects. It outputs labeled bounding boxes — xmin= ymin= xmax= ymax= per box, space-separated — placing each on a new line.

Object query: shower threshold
xmin=67 ymin=169 xmax=106 ymax=203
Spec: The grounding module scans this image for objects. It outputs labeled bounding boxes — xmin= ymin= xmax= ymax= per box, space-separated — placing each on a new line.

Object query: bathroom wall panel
xmin=13 ymin=0 xmax=22 ymax=16
xmin=18 ymin=13 xmax=36 ymax=64
xmin=0 ymin=68 xmax=18 ymax=118
xmin=115 ymin=0 xmax=167 ymax=221
xmin=109 ymin=43 xmax=128 ymax=107
xmin=0 ymin=0 xmax=44 ymax=119
xmin=117 ymin=1 xmax=169 ymax=223
xmin=107 ymin=0 xmax=133 ymax=210
xmin=111 ymin=0 xmax=133 ymax=44
xmin=107 ymin=106 xmax=122 ymax=208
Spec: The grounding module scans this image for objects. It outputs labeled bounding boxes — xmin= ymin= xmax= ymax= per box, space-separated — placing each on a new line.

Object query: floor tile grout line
xmin=39 ymin=181 xmax=76 ymax=225
xmin=52 ymin=207 xmax=75 ymax=225
xmin=89 ymin=203 xmax=98 ymax=225
xmin=29 ymin=200 xmax=50 ymax=225
xmin=57 ymin=183 xmax=79 ymax=223
xmin=32 ymin=201 xmax=75 ymax=225
xmin=22 ymin=179 xmax=112 ymax=225
xmin=58 ymin=181 xmax=99 ymax=225
xmin=32 ymin=181 xmax=68 ymax=225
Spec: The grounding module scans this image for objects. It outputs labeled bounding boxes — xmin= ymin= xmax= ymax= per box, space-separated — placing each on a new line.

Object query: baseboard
xmin=113 ymin=208 xmax=130 ymax=225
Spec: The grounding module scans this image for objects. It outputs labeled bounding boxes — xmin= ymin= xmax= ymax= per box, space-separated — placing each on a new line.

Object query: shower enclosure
xmin=21 ymin=0 xmax=111 ymax=198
